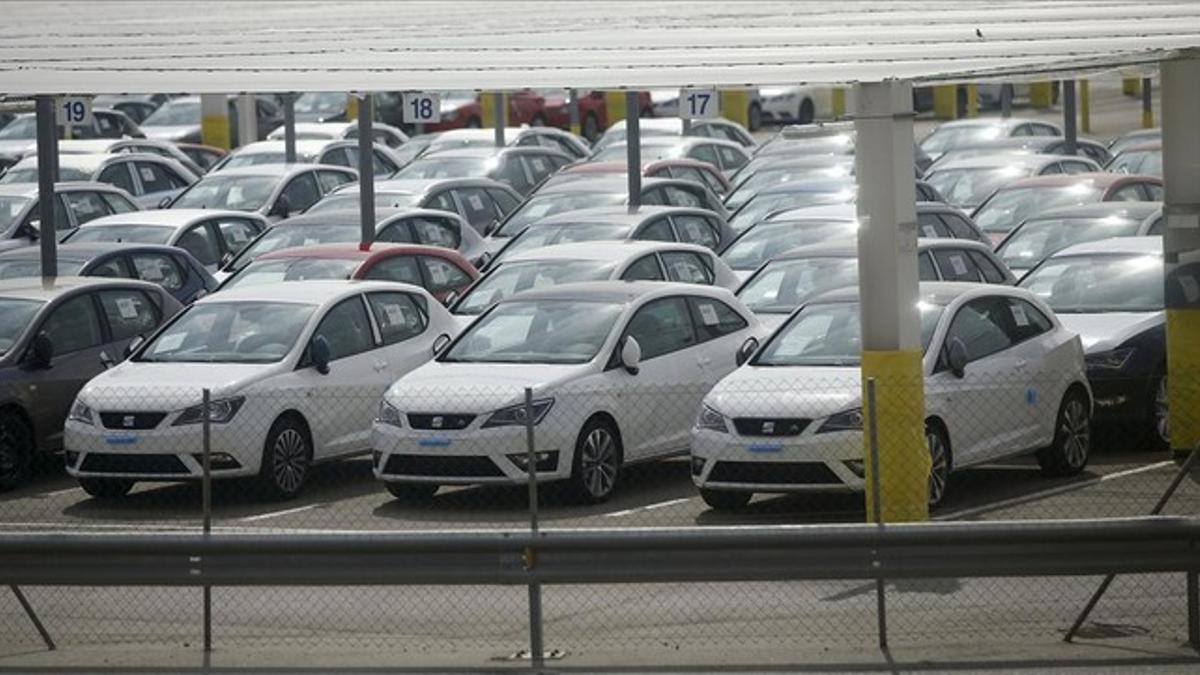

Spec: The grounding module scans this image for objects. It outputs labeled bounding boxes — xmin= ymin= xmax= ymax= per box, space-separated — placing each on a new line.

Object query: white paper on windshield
xmin=1181 ymin=274 xmax=1200 ymax=304
xmin=115 ymin=297 xmax=138 ymax=319
xmin=429 ymin=263 xmax=449 ymax=285
xmin=671 ymin=261 xmax=695 ymax=281
xmin=139 ymin=167 xmax=156 ymax=183
xmin=384 ymin=303 xmax=405 ymax=326
xmin=1010 ymin=303 xmax=1030 ymax=327
xmin=948 ymin=254 xmax=968 ymax=276
xmin=467 ymin=195 xmax=484 ymax=211
xmin=155 ymin=333 xmax=185 ymax=351
xmin=921 ymin=224 xmax=938 ymax=237
xmin=698 ymin=302 xmax=719 ymax=326
xmin=140 ymin=261 xmax=165 ymax=281
xmin=531 ymin=158 xmax=546 ymax=172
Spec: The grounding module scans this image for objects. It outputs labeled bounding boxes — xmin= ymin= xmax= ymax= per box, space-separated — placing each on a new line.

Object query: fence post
xmin=201 ymin=388 xmax=212 ymax=653
xmin=523 ymin=387 xmax=544 ymax=669
xmin=866 ymin=378 xmax=888 ymax=650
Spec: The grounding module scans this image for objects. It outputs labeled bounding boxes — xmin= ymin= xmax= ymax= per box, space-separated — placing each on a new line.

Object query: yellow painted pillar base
xmin=1166 ymin=308 xmax=1200 ymax=457
xmin=831 ymin=88 xmax=847 ymax=119
xmin=932 ymin=85 xmax=957 ymax=120
xmin=719 ymin=90 xmax=748 ymax=127
xmin=861 ymin=350 xmax=929 ymax=523
xmin=1029 ymin=82 xmax=1053 ymax=109
xmin=1123 ymin=77 xmax=1142 ymax=97
xmin=480 ymin=92 xmax=508 ymax=128
xmin=200 ymin=93 xmax=230 ymax=150
xmin=1142 ymin=106 xmax=1155 ymax=130
xmin=964 ymin=84 xmax=978 ymax=118
xmin=345 ymin=94 xmax=359 ymax=121
xmin=1080 ymin=80 xmax=1091 ymax=134
xmin=605 ymin=91 xmax=627 ymax=128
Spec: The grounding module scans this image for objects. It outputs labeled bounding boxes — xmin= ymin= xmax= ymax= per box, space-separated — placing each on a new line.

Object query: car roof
xmin=501 ymin=239 xmax=710 ymax=264
xmin=933 ymin=117 xmax=1053 ymax=131
xmin=229 ymin=139 xmax=346 ymax=155
xmin=812 ymin=281 xmax=1020 ymax=306
xmin=13 ymin=152 xmax=120 ymax=172
xmin=999 ymin=173 xmax=1153 ymax=190
xmin=1121 ymin=141 xmax=1162 ymax=153
xmin=1048 ymin=236 xmax=1162 ymax=258
xmin=532 ymin=205 xmax=714 ymax=227
xmin=0 ymin=181 xmax=127 ymax=198
xmin=81 ymin=209 xmax=257 ymax=228
xmin=255 ymin=242 xmax=458 ymax=262
xmin=0 ymin=242 xmax=194 ymax=261
xmin=1023 ymin=201 xmax=1162 ymax=221
xmin=756 ymin=177 xmax=856 ymax=195
xmin=0 ymin=275 xmax=162 ymax=302
xmin=501 ymin=279 xmax=726 ymax=305
xmin=774 ymin=237 xmax=991 ymax=261
xmin=269 ymin=207 xmax=409 ymax=228
xmin=927 ymin=152 xmax=1075 ymax=172
xmin=198 ymin=279 xmax=424 ymax=305
xmin=340 ymin=176 xmax=508 ymax=194
xmin=204 ymin=163 xmax=349 ymax=179
xmin=533 ymin=174 xmax=685 ymax=196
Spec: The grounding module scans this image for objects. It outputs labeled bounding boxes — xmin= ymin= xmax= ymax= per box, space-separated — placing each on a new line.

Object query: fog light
xmin=691 ymin=457 xmax=706 ymax=475
xmin=508 ymin=451 xmax=558 ymax=472
xmin=192 ymin=453 xmax=242 ymax=471
xmin=65 ymin=451 xmax=79 ymax=468
xmin=843 ymin=459 xmax=865 ymax=478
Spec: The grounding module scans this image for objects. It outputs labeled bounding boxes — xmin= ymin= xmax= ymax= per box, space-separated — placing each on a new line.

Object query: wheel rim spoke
xmin=582 ymin=429 xmax=615 ymax=497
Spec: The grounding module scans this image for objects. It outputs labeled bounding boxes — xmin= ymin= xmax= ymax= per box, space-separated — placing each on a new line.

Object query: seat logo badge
xmin=762 ymin=421 xmax=775 ymax=434
xmin=123 ymin=415 xmax=135 ymax=428
xmin=432 ymin=416 xmax=444 ymax=428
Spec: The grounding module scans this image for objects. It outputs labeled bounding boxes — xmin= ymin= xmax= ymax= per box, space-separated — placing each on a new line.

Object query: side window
xmin=1010 ymin=124 xmax=1032 ymax=137
xmin=423 ymin=190 xmax=458 ymax=215
xmin=97 ymin=289 xmax=160 ymax=340
xmin=486 ymin=188 xmax=521 ymax=215
xmin=1039 ymin=162 xmax=1063 ymax=175
xmin=918 ymin=252 xmax=938 ymax=280
xmin=943 ymin=297 xmax=1013 ymax=365
xmin=280 ymin=172 xmax=322 ymax=212
xmin=313 ymin=296 xmax=375 ymax=360
xmin=213 ymin=218 xmax=261 ymax=255
xmin=372 ymin=150 xmax=398 ymax=175
xmin=99 ymin=191 xmax=138 ymax=213
xmin=98 ymin=163 xmax=136 ymax=194
xmin=967 ymin=250 xmax=1008 ymax=284
xmin=917 ymin=212 xmax=951 ymax=238
xmin=1110 ymin=184 xmax=1143 ymax=202
xmin=135 ymin=161 xmax=188 ymax=192
xmin=39 ymin=294 xmax=103 ymax=354
xmin=129 ymin=252 xmax=184 ymax=291
xmin=687 ymin=297 xmax=748 ymax=342
xmin=175 ymin=223 xmax=221 ymax=267
xmin=89 ymin=255 xmax=130 ymax=278
xmin=638 ymin=218 xmax=675 ymax=242
xmin=455 ymin=188 xmax=497 ymax=231
xmin=671 ymin=214 xmax=719 ymax=249
xmin=22 ymin=196 xmax=72 ymax=233
xmin=1004 ymin=298 xmax=1053 ymax=344
xmin=522 ymin=155 xmax=555 ymax=183
xmin=63 ymin=191 xmax=113 ymax=225
xmin=366 ymin=292 xmax=427 ymax=345
xmin=932 ymin=249 xmax=983 ymax=282
xmin=362 ymin=255 xmax=423 ymax=285
xmin=1061 ymin=161 xmax=1094 ymax=175
xmin=662 ymin=251 xmax=715 ymax=284
xmin=1031 ymin=124 xmax=1059 ymax=137
xmin=716 ymin=145 xmax=747 ymax=171
xmin=621 ymin=254 xmax=665 ymax=281
xmin=1148 ymin=216 xmax=1164 ymax=235
xmin=1143 ymin=183 xmax=1165 ymax=201
xmin=496 ymin=157 xmax=533 ymax=194
xmin=689 ymin=144 xmax=720 ymax=167
xmin=639 ymin=187 xmax=667 ymax=206
xmin=939 ymin=213 xmax=980 ymax=240
xmin=411 ymin=217 xmax=460 ymax=249
xmin=376 ymin=221 xmax=415 ymax=243
xmin=664 ymin=186 xmax=703 ymax=209
xmin=696 ymin=168 xmax=727 ymax=195
xmin=318 ymin=148 xmax=353 ymax=168
xmin=421 ymin=256 xmax=472 ymax=293
xmin=624 ymin=297 xmax=697 ymax=360
xmin=317 ymin=170 xmax=355 ymax=193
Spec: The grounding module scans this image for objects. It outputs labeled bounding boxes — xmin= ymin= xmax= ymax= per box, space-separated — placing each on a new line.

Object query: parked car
xmin=1107 ymin=128 xmax=1160 ymax=157
xmin=421 ymin=90 xmax=551 ymax=133
xmin=756 ymin=86 xmax=832 ymax=126
xmin=724 ymin=156 xmax=856 ymax=211
xmin=373 ymin=281 xmax=763 ymax=502
xmin=593 ymin=117 xmax=756 ymax=152
xmin=209 ymin=140 xmax=402 ymax=176
xmin=0 ymin=109 xmax=144 ymax=156
xmin=996 ymin=202 xmax=1162 ymax=274
xmin=424 ymin=127 xmax=590 ymax=160
xmin=140 ymin=95 xmax=282 ymax=146
xmin=311 ymin=177 xmax=522 ymax=235
xmin=551 ymin=158 xmax=731 ymax=196
xmin=92 ymin=95 xmax=168 ymax=125
xmin=1 ymin=153 xmax=198 ymax=209
xmin=535 ymin=90 xmax=654 ymax=141
xmin=726 ymin=178 xmax=858 ymax=234
xmin=0 ymin=242 xmax=216 ymax=304
xmin=44 ymin=139 xmax=207 ymax=178
xmin=266 ymin=121 xmax=409 ymax=149
xmin=1106 ymin=142 xmax=1162 ymax=177
xmin=394 ymin=145 xmax=574 ymax=196
xmin=691 ymin=282 xmax=1090 ymax=510
xmin=0 ymin=277 xmax=181 ymax=491
xmin=62 ymin=209 xmax=269 ymax=272
xmin=591 ymin=137 xmax=751 ymax=177
xmin=175 ymin=143 xmax=228 ymax=173
xmin=1019 ymin=237 xmax=1165 ymax=446
xmin=923 ymin=136 xmax=1113 ymax=173
xmin=0 ymin=182 xmax=141 ymax=253
xmin=923 ymin=153 xmax=1101 ymax=211
xmin=919 ymin=118 xmax=1064 ymax=162
xmin=169 ymin=164 xmax=358 ymax=221
xmin=64 ymin=280 xmax=459 ymax=499
xmin=291 ymin=92 xmax=404 ymax=128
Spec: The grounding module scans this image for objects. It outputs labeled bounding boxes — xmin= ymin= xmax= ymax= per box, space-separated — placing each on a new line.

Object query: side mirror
xmin=432 ymin=333 xmax=452 ymax=357
xmin=192 ymin=289 xmax=208 ymax=303
xmin=124 ymin=334 xmax=145 ymax=358
xmin=946 ymin=338 xmax=968 ymax=378
xmin=310 ymin=335 xmax=331 ymax=375
xmin=219 ymin=252 xmax=233 ymax=267
xmin=620 ymin=336 xmax=641 ymax=375
xmin=270 ymin=195 xmax=292 ymax=218
xmin=735 ymin=336 xmax=759 ymax=367
xmin=483 ymin=219 xmax=499 ymax=237
xmin=21 ymin=220 xmax=40 ymax=241
xmin=27 ymin=332 xmax=53 ymax=369
xmin=157 ymin=196 xmax=173 ymax=209
xmin=443 ymin=290 xmax=459 ymax=307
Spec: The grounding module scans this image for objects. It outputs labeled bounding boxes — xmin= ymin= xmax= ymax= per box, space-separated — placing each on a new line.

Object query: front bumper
xmin=64 ymin=419 xmax=263 ymax=480
xmin=690 ymin=427 xmax=864 ymax=493
xmin=372 ymin=421 xmax=571 ymax=486
xmin=1086 ymin=373 xmax=1155 ymax=423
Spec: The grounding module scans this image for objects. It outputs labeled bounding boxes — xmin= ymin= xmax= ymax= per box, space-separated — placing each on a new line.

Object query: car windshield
xmin=172 ymin=175 xmax=277 ymax=211
xmin=0 ymin=297 xmax=44 ymax=356
xmin=67 ymin=225 xmax=170 ymax=246
xmin=394 ymin=157 xmax=489 ymax=180
xmin=221 ymin=257 xmax=361 ymax=290
xmin=455 ymin=260 xmax=614 ymax=315
xmin=925 ymin=166 xmax=1030 ymax=209
xmin=1 ymin=167 xmax=90 ymax=184
xmin=725 ymin=165 xmax=851 ymax=209
xmin=308 ymin=192 xmax=419 ymax=213
xmin=974 ymin=184 xmax=1104 ymax=235
xmin=0 ymin=117 xmax=35 ymax=140
xmin=920 ymin=124 xmax=1006 ymax=154
xmin=223 ymin=224 xmax=357 ymax=273
xmin=729 ymin=189 xmax=854 ymax=233
xmin=1020 ymin=253 xmax=1163 ymax=313
xmin=220 ymin=152 xmax=293 ymax=170
xmin=294 ymin=93 xmax=345 ymax=115
xmin=502 ymin=223 xmax=629 ymax=259
xmin=0 ymin=257 xmax=87 ymax=279
xmin=391 ymin=139 xmax=432 ymax=167
xmin=738 ymin=257 xmax=859 ymax=313
xmin=998 ymin=216 xmax=1142 ymax=271
xmin=496 ymin=192 xmax=626 ymax=236
xmin=754 ymin=300 xmax=943 ymax=367
xmin=593 ymin=143 xmax=682 ymax=163
xmin=143 ymin=101 xmax=200 ymax=127
xmin=139 ymin=301 xmax=315 ymax=363
xmin=1108 ymin=151 xmax=1162 ymax=176
xmin=444 ymin=299 xmax=622 ymax=364
xmin=721 ymin=220 xmax=857 ymax=271
xmin=0 ymin=196 xmax=32 ymax=231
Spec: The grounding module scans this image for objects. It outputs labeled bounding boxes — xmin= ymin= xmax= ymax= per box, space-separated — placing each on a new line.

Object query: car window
xmin=1039 ymin=162 xmax=1062 ymax=175
xmin=662 ymin=251 xmax=714 ymax=284
xmin=968 ymin=250 xmax=1008 ymax=284
xmin=313 ymin=295 xmax=375 ymax=360
xmin=421 ymin=256 xmax=472 ymax=293
xmin=671 ymin=214 xmax=720 ymax=249
xmin=639 ymin=218 xmax=675 ymax=242
xmin=97 ymin=289 xmax=160 ymax=340
xmin=175 ymin=223 xmax=221 ymax=266
xmin=1030 ymin=123 xmax=1059 ymax=137
xmin=933 ymin=248 xmax=983 ymax=282
xmin=1060 ymin=161 xmax=1094 ymax=175
xmin=486 ymin=187 xmax=521 ymax=215
xmin=943 ymin=296 xmax=1013 ymax=364
xmin=410 ymin=217 xmax=460 ymax=249
xmin=40 ymin=294 xmax=103 ymax=353
xmin=280 ymin=172 xmax=322 ymax=212
xmin=136 ymin=161 xmax=187 ymax=193
xmin=423 ymin=190 xmax=458 ymax=214
xmin=939 ymin=213 xmax=980 ymax=240
xmin=318 ymin=147 xmax=353 ymax=168
xmin=366 ymin=292 xmax=427 ymax=345
xmin=696 ymin=168 xmax=727 ymax=194
xmin=687 ymin=296 xmax=748 ymax=342
xmin=372 ymin=150 xmax=398 ymax=175
xmin=1143 ymin=183 xmax=1164 ymax=200
xmin=129 ymin=252 xmax=184 ymax=291
xmin=99 ymin=191 xmax=138 ymax=213
xmin=213 ymin=217 xmax=261 ymax=255
xmin=362 ymin=255 xmax=423 ymax=285
xmin=625 ymin=296 xmax=697 ymax=360
xmin=640 ymin=187 xmax=668 ymax=206
xmin=1109 ymin=185 xmax=1144 ymax=202
xmin=1010 ymin=124 xmax=1033 ymax=137
xmin=98 ymin=163 xmax=137 ymax=194
xmin=621 ymin=254 xmax=665 ymax=281
xmin=689 ymin=144 xmax=720 ymax=166
xmin=63 ymin=191 xmax=113 ymax=225
xmin=522 ymin=155 xmax=558 ymax=184
xmin=917 ymin=212 xmax=951 ymax=238
xmin=454 ymin=187 xmax=496 ymax=231
xmin=89 ymin=255 xmax=129 ymax=278
xmin=316 ymin=170 xmax=355 ymax=193
xmin=376 ymin=221 xmax=415 ymax=243
xmin=1003 ymin=297 xmax=1053 ymax=344
xmin=716 ymin=145 xmax=747 ymax=171
xmin=918 ymin=251 xmax=938 ymax=280
xmin=664 ymin=185 xmax=704 ymax=208
xmin=494 ymin=157 xmax=533 ymax=194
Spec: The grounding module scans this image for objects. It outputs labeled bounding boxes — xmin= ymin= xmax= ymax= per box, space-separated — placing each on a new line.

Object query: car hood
xmin=78 ymin=361 xmax=283 ymax=411
xmin=0 ymin=139 xmax=33 ymax=155
xmin=1057 ymin=311 xmax=1164 ymax=353
xmin=385 ymin=361 xmax=590 ymax=414
xmin=705 ymin=364 xmax=862 ymax=420
xmin=751 ymin=313 xmax=790 ymax=333
xmin=143 ymin=125 xmax=198 ymax=141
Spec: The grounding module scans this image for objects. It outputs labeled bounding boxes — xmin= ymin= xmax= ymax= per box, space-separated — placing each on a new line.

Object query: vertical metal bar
xmin=201 ymin=388 xmax=212 ymax=653
xmin=493 ymin=92 xmax=505 ymax=147
xmin=524 ymin=387 xmax=539 ymax=534
xmin=1000 ymin=84 xmax=1013 ymax=118
xmin=523 ymin=387 xmax=544 ymax=669
xmin=283 ymin=93 xmax=297 ymax=164
xmin=625 ymin=92 xmax=641 ymax=210
xmin=1142 ymin=77 xmax=1154 ymax=129
xmin=1079 ymin=79 xmax=1091 ymax=134
xmin=568 ymin=88 xmax=581 ymax=137
xmin=1062 ymin=80 xmax=1078 ymax=156
xmin=866 ymin=378 xmax=888 ymax=649
xmin=35 ymin=95 xmax=58 ymax=279
xmin=1188 ymin=570 xmax=1199 ymax=650
xmin=357 ymin=94 xmax=376 ymax=250
xmin=9 ymin=586 xmax=54 ymax=650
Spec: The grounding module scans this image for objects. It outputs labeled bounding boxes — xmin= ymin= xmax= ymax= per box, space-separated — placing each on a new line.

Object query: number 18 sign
xmin=403 ymin=92 xmax=441 ymax=124
xmin=679 ymin=88 xmax=718 ymax=119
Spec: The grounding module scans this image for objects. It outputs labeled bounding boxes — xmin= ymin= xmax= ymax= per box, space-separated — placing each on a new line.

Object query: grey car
xmin=0 ymin=182 xmax=142 ymax=254
xmin=0 ymin=277 xmax=181 ymax=490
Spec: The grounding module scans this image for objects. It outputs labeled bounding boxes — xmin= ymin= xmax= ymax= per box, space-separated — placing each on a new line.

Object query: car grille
xmin=80 ymin=453 xmax=189 ymax=475
xmin=99 ymin=412 xmax=167 ymax=431
xmin=407 ymin=414 xmax=475 ymax=430
xmin=732 ymin=418 xmax=810 ymax=437
xmin=708 ymin=461 xmax=841 ymax=485
xmin=383 ymin=454 xmax=503 ymax=478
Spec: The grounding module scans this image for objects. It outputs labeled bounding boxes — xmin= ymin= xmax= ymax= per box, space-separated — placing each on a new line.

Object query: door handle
xmin=374 ymin=360 xmax=389 ymax=372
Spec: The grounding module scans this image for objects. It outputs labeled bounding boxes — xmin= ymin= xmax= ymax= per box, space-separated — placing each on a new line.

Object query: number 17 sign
xmin=403 ymin=92 xmax=441 ymax=124
xmin=679 ymin=88 xmax=718 ymax=119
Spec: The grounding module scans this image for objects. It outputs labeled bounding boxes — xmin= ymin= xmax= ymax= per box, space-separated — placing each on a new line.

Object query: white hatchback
xmin=691 ymin=282 xmax=1090 ymax=510
xmin=373 ymin=281 xmax=763 ymax=503
xmin=65 ymin=280 xmax=460 ymax=499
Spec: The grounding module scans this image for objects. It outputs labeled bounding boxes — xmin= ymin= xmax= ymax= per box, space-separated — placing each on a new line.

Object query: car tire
xmin=386 ymin=482 xmax=438 ymax=502
xmin=530 ymin=114 xmax=546 ymax=127
xmin=582 ymin=112 xmax=600 ymax=141
xmin=78 ymin=478 xmax=135 ymax=499
xmin=747 ymin=103 xmax=763 ymax=132
xmin=568 ymin=417 xmax=621 ymax=504
xmin=926 ymin=421 xmax=951 ymax=509
xmin=1148 ymin=371 xmax=1169 ymax=451
xmin=798 ymin=99 xmax=815 ymax=125
xmin=0 ymin=409 xmax=33 ymax=493
xmin=258 ymin=416 xmax=311 ymax=500
xmin=700 ymin=488 xmax=752 ymax=510
xmin=1037 ymin=389 xmax=1091 ymax=476
xmin=465 ymin=116 xmax=482 ymax=129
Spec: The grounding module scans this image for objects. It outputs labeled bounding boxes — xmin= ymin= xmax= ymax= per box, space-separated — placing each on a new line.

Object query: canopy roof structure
xmin=2 ymin=1 xmax=1199 ymax=94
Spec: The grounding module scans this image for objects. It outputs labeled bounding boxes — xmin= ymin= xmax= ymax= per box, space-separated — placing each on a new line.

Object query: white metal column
xmin=236 ymin=93 xmax=257 ymax=148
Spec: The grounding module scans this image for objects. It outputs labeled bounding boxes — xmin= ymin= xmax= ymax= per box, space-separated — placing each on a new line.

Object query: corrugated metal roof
xmin=1 ymin=1 xmax=1196 ymax=94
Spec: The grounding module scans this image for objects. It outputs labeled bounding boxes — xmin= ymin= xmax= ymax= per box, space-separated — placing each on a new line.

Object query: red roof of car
xmin=256 ymin=243 xmax=477 ymax=275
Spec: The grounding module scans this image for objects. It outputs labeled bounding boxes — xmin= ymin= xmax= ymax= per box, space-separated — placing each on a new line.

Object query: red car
xmin=218 ymin=243 xmax=479 ymax=304
xmin=538 ymin=90 xmax=655 ymax=141
xmin=552 ymin=158 xmax=732 ymax=195
xmin=425 ymin=90 xmax=549 ymax=132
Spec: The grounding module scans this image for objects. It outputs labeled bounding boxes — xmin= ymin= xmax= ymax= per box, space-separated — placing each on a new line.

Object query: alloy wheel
xmin=1155 ymin=375 xmax=1169 ymax=444
xmin=1059 ymin=398 xmax=1090 ymax=470
xmin=927 ymin=427 xmax=949 ymax=507
xmin=580 ymin=427 xmax=617 ymax=499
xmin=272 ymin=428 xmax=308 ymax=494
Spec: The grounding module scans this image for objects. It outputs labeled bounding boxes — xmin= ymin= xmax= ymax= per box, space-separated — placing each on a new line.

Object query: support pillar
xmin=853 ymin=80 xmax=928 ymax=523
xmin=1000 ymin=84 xmax=1013 ymax=118
xmin=625 ymin=93 xmax=641 ymax=210
xmin=605 ymin=91 xmax=627 ymax=128
xmin=1143 ymin=77 xmax=1155 ymax=129
xmin=35 ymin=96 xmax=58 ymax=278
xmin=1080 ymin=80 xmax=1091 ymax=134
xmin=1123 ymin=77 xmax=1142 ymax=97
xmin=568 ymin=88 xmax=581 ymax=137
xmin=282 ymin=94 xmax=296 ymax=164
xmin=832 ymin=87 xmax=847 ymax=119
xmin=1030 ymin=82 xmax=1053 ymax=109
xmin=964 ymin=84 xmax=978 ymax=118
xmin=200 ymin=94 xmax=230 ymax=150
xmin=345 ymin=94 xmax=359 ymax=122
xmin=357 ymin=94 xmax=376 ymax=250
xmin=492 ymin=92 xmax=505 ymax=147
xmin=932 ymin=85 xmax=956 ymax=120
xmin=481 ymin=92 xmax=507 ymax=139
xmin=236 ymin=93 xmax=256 ymax=147
xmin=1062 ymin=80 xmax=1078 ymax=156
xmin=720 ymin=90 xmax=749 ymax=128
xmin=1161 ymin=57 xmax=1200 ymax=461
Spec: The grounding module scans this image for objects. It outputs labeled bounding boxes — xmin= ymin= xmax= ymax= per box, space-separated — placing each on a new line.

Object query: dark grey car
xmin=0 ymin=277 xmax=181 ymax=490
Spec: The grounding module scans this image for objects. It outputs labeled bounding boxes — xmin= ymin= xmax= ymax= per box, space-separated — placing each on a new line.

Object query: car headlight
xmin=173 ymin=396 xmax=245 ymax=426
xmin=1085 ymin=347 xmax=1135 ymax=371
xmin=482 ymin=398 xmax=554 ymax=428
xmin=377 ymin=400 xmax=404 ymax=427
xmin=695 ymin=404 xmax=729 ymax=433
xmin=817 ymin=407 xmax=863 ymax=434
xmin=68 ymin=400 xmax=93 ymax=426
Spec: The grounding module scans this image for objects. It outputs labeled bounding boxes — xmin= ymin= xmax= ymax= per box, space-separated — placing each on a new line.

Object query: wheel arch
xmin=583 ymin=410 xmax=624 ymax=462
xmin=924 ymin=414 xmax=952 ymax=470
xmin=0 ymin=402 xmax=36 ymax=450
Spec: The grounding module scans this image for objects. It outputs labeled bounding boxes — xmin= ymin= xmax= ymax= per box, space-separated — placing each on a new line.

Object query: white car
xmin=691 ymin=282 xmax=1090 ymax=510
xmin=373 ymin=281 xmax=763 ymax=503
xmin=208 ymin=139 xmax=402 ymax=177
xmin=61 ymin=209 xmax=269 ymax=272
xmin=1 ymin=152 xmax=199 ymax=209
xmin=64 ymin=280 xmax=460 ymax=499
xmin=756 ymin=86 xmax=832 ymax=126
xmin=266 ymin=121 xmax=410 ymax=149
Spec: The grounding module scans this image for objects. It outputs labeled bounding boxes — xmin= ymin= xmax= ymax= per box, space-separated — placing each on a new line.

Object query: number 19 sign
xmin=57 ymin=96 xmax=93 ymax=126
xmin=679 ymin=88 xmax=718 ymax=119
xmin=403 ymin=92 xmax=440 ymax=124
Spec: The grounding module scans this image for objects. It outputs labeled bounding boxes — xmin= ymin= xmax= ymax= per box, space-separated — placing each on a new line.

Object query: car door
xmin=24 ymin=293 xmax=109 ymax=449
xmin=275 ymin=171 xmax=322 ymax=218
xmin=452 ymin=187 xmax=499 ymax=234
xmin=994 ymin=296 xmax=1060 ymax=452
xmin=133 ymin=160 xmax=190 ymax=207
xmin=172 ymin=221 xmax=223 ymax=270
xmin=97 ymin=162 xmax=139 ymax=198
xmin=670 ymin=213 xmax=721 ymax=250
xmin=363 ymin=289 xmax=435 ymax=385
xmin=61 ymin=190 xmax=114 ymax=228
